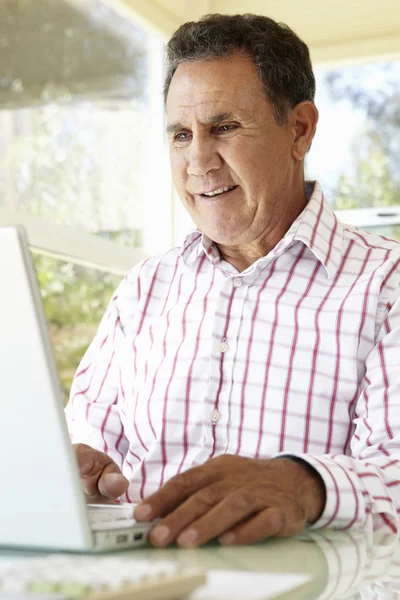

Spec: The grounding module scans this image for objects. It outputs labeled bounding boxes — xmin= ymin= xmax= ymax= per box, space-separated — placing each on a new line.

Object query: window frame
xmin=335 ymin=206 xmax=400 ymax=231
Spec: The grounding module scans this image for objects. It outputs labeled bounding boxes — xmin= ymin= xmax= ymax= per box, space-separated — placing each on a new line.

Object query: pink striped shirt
xmin=66 ymin=181 xmax=400 ymax=534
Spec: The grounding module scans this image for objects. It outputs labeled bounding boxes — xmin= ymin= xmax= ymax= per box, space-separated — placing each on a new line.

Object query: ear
xmin=290 ymin=101 xmax=319 ymax=161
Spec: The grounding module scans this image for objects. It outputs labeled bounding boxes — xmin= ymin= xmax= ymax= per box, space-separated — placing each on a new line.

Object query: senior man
xmin=66 ymin=14 xmax=400 ymax=548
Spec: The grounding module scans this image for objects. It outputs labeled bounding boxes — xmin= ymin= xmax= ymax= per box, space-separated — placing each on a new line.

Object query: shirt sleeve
xmin=65 ymin=275 xmax=131 ymax=471
xmin=282 ymin=285 xmax=400 ymax=535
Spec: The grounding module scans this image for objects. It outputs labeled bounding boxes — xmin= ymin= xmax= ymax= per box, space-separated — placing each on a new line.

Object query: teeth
xmin=203 ymin=185 xmax=235 ymax=197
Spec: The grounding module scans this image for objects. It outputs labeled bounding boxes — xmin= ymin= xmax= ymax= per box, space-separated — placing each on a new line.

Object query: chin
xmin=203 ymin=230 xmax=239 ymax=245
xmin=196 ymin=217 xmax=248 ymax=244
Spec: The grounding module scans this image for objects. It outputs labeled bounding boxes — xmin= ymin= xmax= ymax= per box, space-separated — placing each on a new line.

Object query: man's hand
xmin=134 ymin=455 xmax=326 ymax=548
xmin=73 ymin=443 xmax=129 ymax=503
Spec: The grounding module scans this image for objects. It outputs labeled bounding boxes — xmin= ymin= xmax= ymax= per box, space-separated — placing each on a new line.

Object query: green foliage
xmin=324 ymin=61 xmax=400 ymax=210
xmin=34 ymin=254 xmax=118 ymax=325
xmin=33 ymin=252 xmax=120 ymax=404
xmin=324 ymin=62 xmax=400 ymax=188
xmin=333 ymin=132 xmax=400 ymax=211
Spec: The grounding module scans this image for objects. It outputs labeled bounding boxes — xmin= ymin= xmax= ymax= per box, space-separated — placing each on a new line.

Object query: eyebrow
xmin=166 ymin=112 xmax=237 ymax=135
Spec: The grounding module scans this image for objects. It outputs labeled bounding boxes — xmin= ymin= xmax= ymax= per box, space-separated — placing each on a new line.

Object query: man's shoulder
xmin=125 ymin=245 xmax=184 ymax=285
xmin=340 ymin=222 xmax=400 ymax=296
xmin=341 ymin=221 xmax=400 ymax=257
xmin=114 ymin=246 xmax=186 ymax=320
xmin=124 ymin=230 xmax=203 ymax=288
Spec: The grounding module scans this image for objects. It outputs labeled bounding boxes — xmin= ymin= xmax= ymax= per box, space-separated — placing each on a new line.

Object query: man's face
xmin=166 ymin=53 xmax=299 ymax=246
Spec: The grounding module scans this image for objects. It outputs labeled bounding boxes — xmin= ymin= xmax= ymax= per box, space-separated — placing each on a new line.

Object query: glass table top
xmin=0 ymin=526 xmax=398 ymax=599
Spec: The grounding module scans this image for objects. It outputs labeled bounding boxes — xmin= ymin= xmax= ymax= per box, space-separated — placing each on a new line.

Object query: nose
xmin=187 ymin=136 xmax=222 ymax=176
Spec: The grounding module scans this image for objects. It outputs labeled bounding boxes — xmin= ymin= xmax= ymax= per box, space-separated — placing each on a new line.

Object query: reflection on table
xmin=127 ymin=518 xmax=400 ymax=599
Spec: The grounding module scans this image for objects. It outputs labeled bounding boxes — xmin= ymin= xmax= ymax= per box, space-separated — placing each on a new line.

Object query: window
xmin=307 ymin=58 xmax=400 ymax=238
xmin=0 ymin=0 xmax=169 ymax=398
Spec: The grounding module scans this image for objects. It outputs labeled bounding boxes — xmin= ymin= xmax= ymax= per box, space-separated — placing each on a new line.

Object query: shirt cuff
xmin=277 ymin=453 xmax=363 ymax=530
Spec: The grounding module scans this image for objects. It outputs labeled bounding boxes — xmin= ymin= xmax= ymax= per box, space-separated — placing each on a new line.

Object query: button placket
xmin=201 ymin=275 xmax=247 ymax=454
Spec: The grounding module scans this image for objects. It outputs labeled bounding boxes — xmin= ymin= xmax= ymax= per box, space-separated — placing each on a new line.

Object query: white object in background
xmin=191 ymin=570 xmax=312 ymax=600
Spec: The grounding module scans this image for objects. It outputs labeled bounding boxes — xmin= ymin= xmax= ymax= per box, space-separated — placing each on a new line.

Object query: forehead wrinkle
xmin=167 ymin=55 xmax=267 ymax=121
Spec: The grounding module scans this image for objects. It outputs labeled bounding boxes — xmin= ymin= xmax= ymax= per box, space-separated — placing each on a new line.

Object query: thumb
xmin=98 ymin=463 xmax=129 ymax=499
xmin=74 ymin=443 xmax=128 ymax=499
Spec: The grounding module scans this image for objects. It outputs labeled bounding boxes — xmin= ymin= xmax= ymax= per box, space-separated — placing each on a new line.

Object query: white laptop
xmin=0 ymin=226 xmax=155 ymax=552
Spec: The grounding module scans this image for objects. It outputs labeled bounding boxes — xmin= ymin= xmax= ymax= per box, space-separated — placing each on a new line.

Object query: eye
xmin=216 ymin=123 xmax=238 ymax=134
xmin=174 ymin=132 xmax=191 ymax=142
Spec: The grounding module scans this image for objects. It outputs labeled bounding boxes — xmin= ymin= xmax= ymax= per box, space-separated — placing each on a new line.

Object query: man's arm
xmin=65 ymin=275 xmax=136 ymax=499
xmin=282 ymin=282 xmax=400 ymax=535
xmin=65 ymin=277 xmax=129 ymax=467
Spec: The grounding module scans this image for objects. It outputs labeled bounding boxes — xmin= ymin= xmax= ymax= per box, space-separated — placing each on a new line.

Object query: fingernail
xmin=151 ymin=525 xmax=170 ymax=545
xmin=178 ymin=529 xmax=198 ymax=548
xmin=107 ymin=473 xmax=127 ymax=485
xmin=102 ymin=473 xmax=128 ymax=497
xmin=219 ymin=532 xmax=236 ymax=545
xmin=134 ymin=504 xmax=153 ymax=520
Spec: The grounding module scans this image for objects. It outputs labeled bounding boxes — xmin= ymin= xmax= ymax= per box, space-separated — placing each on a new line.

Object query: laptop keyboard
xmin=87 ymin=504 xmax=136 ymax=524
xmin=0 ymin=554 xmax=206 ymax=599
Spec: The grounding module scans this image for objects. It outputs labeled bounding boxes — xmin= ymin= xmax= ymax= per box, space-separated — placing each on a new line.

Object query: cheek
xmin=245 ymin=144 xmax=289 ymax=191
xmin=227 ymin=139 xmax=273 ymax=184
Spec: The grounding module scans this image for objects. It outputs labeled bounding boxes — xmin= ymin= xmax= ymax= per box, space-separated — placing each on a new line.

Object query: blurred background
xmin=1 ymin=0 xmax=399 ymax=402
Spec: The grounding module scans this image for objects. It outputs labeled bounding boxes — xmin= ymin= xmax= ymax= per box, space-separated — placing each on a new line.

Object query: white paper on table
xmin=190 ymin=570 xmax=312 ymax=600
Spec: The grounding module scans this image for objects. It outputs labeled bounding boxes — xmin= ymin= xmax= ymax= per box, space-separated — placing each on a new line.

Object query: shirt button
xmin=210 ymin=409 xmax=221 ymax=424
xmin=218 ymin=340 xmax=229 ymax=353
xmin=233 ymin=277 xmax=242 ymax=288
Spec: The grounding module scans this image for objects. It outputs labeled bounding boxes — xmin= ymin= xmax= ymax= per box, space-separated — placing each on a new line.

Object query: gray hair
xmin=164 ymin=13 xmax=316 ymax=126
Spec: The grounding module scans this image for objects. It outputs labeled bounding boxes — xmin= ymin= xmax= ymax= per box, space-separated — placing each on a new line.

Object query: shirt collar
xmin=180 ymin=181 xmax=344 ymax=279
xmin=291 ymin=181 xmax=344 ymax=279
xmin=180 ymin=229 xmax=224 ymax=270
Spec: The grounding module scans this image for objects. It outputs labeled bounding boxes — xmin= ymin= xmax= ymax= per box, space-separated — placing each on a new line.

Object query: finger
xmin=173 ymin=489 xmax=265 ymax=548
xmin=74 ymin=443 xmax=128 ymax=499
xmin=175 ymin=493 xmax=263 ymax=548
xmin=98 ymin=465 xmax=129 ymax=499
xmin=135 ymin=465 xmax=216 ymax=521
xmin=149 ymin=481 xmax=227 ymax=547
xmin=219 ymin=505 xmax=306 ymax=546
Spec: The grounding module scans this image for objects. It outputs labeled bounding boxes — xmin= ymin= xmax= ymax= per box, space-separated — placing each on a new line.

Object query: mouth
xmin=199 ymin=185 xmax=238 ymax=199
